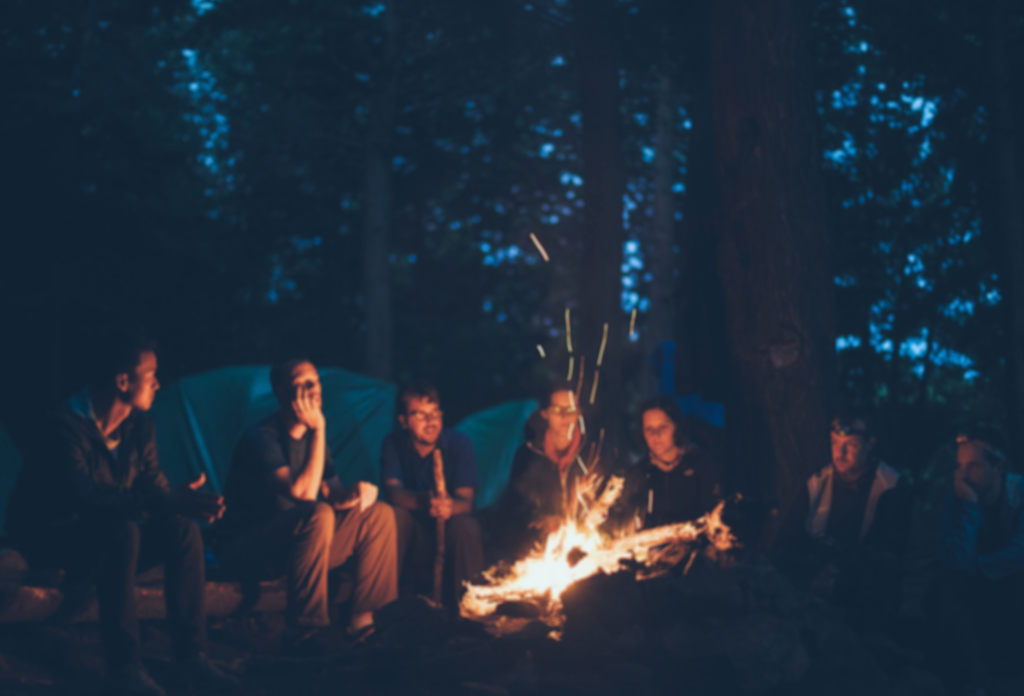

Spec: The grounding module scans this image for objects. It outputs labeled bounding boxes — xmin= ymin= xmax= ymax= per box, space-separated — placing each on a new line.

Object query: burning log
xmin=460 ymin=500 xmax=736 ymax=633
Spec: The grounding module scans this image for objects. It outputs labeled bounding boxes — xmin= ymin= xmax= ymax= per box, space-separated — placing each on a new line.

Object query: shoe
xmin=178 ymin=653 xmax=241 ymax=690
xmin=108 ymin=663 xmax=166 ymax=696
xmin=282 ymin=627 xmax=340 ymax=657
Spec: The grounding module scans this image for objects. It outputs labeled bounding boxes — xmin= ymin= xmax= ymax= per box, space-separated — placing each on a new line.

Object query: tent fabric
xmin=454 ymin=399 xmax=538 ymax=510
xmin=150 ymin=366 xmax=396 ymax=491
xmin=0 ymin=424 xmax=22 ymax=533
xmin=0 ymin=367 xmax=535 ymax=532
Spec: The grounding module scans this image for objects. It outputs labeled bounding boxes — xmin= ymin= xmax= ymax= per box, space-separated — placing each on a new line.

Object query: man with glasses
xmin=775 ymin=409 xmax=912 ymax=630
xmin=381 ymin=381 xmax=483 ymax=606
xmin=932 ymin=426 xmax=1024 ymax=694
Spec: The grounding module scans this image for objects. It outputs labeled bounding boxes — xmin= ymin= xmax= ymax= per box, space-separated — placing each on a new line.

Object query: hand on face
xmin=953 ymin=466 xmax=979 ymax=503
xmin=287 ymin=363 xmax=325 ymax=431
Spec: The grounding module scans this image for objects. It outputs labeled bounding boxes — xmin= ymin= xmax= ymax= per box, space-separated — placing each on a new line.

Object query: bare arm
xmin=383 ymin=478 xmax=430 ymax=511
xmin=267 ymin=386 xmax=327 ymax=501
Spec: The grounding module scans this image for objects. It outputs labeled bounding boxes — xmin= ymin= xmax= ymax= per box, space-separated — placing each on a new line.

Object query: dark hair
xmin=832 ymin=406 xmax=873 ymax=437
xmin=638 ymin=394 xmax=690 ymax=447
xmin=270 ymin=356 xmax=312 ymax=398
xmin=535 ymin=380 xmax=575 ymax=410
xmin=93 ymin=331 xmax=157 ymax=389
xmin=958 ymin=424 xmax=1009 ymax=467
xmin=398 ymin=380 xmax=440 ymax=415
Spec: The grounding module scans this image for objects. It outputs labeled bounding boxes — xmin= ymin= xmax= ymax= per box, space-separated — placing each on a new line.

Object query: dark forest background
xmin=2 ymin=0 xmax=1023 ymax=525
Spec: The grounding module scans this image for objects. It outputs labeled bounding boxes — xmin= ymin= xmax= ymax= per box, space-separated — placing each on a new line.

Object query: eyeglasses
xmin=546 ymin=406 xmax=578 ymax=417
xmin=407 ymin=410 xmax=443 ymax=423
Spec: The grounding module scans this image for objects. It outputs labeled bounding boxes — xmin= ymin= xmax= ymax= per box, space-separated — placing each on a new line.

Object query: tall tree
xmin=988 ymin=0 xmax=1024 ymax=452
xmin=574 ymin=0 xmax=627 ymax=439
xmin=710 ymin=0 xmax=834 ymax=535
xmin=363 ymin=1 xmax=400 ymax=380
xmin=644 ymin=68 xmax=676 ymax=390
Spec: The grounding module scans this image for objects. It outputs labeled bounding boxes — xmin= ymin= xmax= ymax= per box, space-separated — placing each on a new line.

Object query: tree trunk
xmin=989 ymin=0 xmax=1024 ymax=454
xmin=362 ymin=2 xmax=399 ymax=381
xmin=644 ymin=71 xmax=676 ymax=397
xmin=710 ymin=0 xmax=834 ymax=542
xmin=573 ymin=0 xmax=626 ymax=444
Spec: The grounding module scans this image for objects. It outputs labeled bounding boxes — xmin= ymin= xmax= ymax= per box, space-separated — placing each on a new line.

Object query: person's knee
xmin=297 ymin=501 xmax=336 ymax=537
xmin=163 ymin=516 xmax=203 ymax=552
xmin=107 ymin=519 xmax=142 ymax=552
xmin=364 ymin=501 xmax=397 ymax=535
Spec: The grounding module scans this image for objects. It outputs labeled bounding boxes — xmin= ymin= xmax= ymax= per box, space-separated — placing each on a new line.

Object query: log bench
xmin=0 ymin=547 xmax=353 ymax=624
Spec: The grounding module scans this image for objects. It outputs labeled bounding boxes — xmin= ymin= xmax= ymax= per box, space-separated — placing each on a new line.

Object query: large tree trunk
xmin=362 ymin=2 xmax=399 ymax=381
xmin=573 ymin=0 xmax=626 ymax=443
xmin=643 ymin=71 xmax=676 ymax=397
xmin=710 ymin=0 xmax=834 ymax=542
xmin=989 ymin=0 xmax=1024 ymax=454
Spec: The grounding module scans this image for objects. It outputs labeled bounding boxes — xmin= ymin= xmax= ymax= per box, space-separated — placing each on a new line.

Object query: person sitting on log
xmin=930 ymin=426 xmax=1024 ymax=695
xmin=492 ymin=383 xmax=613 ymax=559
xmin=218 ymin=358 xmax=397 ymax=652
xmin=380 ymin=380 xmax=484 ymax=606
xmin=610 ymin=395 xmax=720 ymax=533
xmin=775 ymin=408 xmax=912 ymax=630
xmin=4 ymin=332 xmax=235 ymax=696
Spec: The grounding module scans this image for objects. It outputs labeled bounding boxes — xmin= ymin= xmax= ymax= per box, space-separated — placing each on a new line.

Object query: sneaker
xmin=178 ymin=653 xmax=241 ymax=690
xmin=108 ymin=663 xmax=166 ymax=696
xmin=282 ymin=627 xmax=340 ymax=657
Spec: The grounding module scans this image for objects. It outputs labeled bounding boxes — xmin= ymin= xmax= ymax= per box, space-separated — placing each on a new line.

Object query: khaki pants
xmin=226 ymin=501 xmax=398 ymax=628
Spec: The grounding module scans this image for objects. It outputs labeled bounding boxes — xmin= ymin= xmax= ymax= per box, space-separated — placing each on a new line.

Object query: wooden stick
xmin=567 ymin=356 xmax=574 ymax=381
xmin=575 ymin=355 xmax=586 ymax=401
xmin=589 ymin=369 xmax=600 ymax=405
xmin=629 ymin=308 xmax=637 ymax=338
xmin=432 ymin=448 xmax=447 ymax=606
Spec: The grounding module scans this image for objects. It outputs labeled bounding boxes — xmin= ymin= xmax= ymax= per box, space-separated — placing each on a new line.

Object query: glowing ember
xmin=460 ymin=499 xmax=736 ymax=631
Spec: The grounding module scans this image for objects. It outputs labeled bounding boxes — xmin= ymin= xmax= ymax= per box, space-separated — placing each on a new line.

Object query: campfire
xmin=460 ymin=478 xmax=737 ymax=635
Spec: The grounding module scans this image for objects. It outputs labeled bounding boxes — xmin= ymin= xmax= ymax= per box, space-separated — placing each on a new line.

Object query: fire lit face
xmin=400 ymin=396 xmax=443 ymax=447
xmin=118 ymin=350 xmax=160 ymax=412
xmin=541 ymin=390 xmax=579 ymax=439
xmin=956 ymin=440 xmax=1000 ymax=497
xmin=830 ymin=418 xmax=873 ymax=476
xmin=642 ymin=408 xmax=677 ymax=461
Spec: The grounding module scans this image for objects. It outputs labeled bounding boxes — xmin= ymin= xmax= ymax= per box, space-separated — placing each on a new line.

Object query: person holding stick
xmin=381 ymin=381 xmax=484 ymax=608
xmin=218 ymin=358 xmax=397 ymax=652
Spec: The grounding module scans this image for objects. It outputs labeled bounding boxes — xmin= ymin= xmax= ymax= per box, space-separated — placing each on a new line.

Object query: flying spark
xmin=529 ymin=232 xmax=550 ymax=262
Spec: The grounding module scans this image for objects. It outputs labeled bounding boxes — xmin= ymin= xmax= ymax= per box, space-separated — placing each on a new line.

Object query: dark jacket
xmin=936 ymin=473 xmax=1024 ymax=580
xmin=493 ymin=422 xmax=613 ymax=557
xmin=5 ymin=399 xmax=170 ymax=538
xmin=610 ymin=446 xmax=720 ymax=533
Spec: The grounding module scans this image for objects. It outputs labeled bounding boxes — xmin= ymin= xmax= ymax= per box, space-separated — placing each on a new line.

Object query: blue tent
xmin=149 ymin=365 xmax=535 ymax=509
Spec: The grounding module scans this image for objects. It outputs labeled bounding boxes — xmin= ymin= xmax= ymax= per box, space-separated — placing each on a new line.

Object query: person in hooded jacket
xmin=775 ymin=408 xmax=913 ymax=630
xmin=493 ymin=384 xmax=614 ymax=559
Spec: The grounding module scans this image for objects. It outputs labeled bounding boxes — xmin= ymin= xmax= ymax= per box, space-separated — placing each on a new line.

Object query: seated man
xmin=4 ymin=333 xmax=233 ymax=696
xmin=612 ymin=395 xmax=720 ymax=532
xmin=775 ymin=410 xmax=912 ymax=629
xmin=219 ymin=358 xmax=397 ymax=650
xmin=494 ymin=383 xmax=613 ymax=559
xmin=381 ymin=381 xmax=484 ymax=605
xmin=932 ymin=426 xmax=1024 ymax=694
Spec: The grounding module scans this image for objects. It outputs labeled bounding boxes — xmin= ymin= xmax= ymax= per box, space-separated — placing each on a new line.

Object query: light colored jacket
xmin=805 ymin=461 xmax=901 ymax=542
